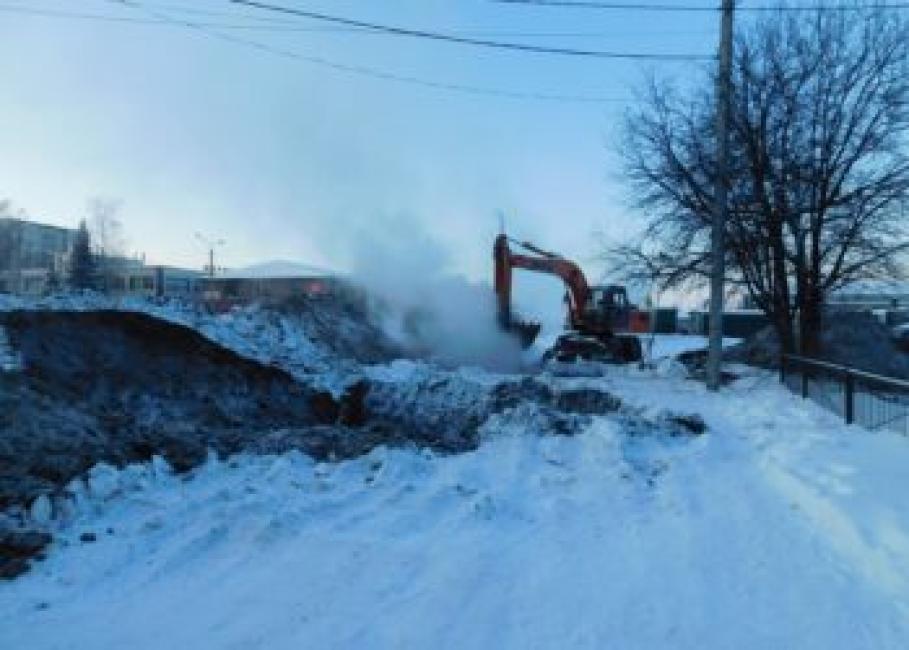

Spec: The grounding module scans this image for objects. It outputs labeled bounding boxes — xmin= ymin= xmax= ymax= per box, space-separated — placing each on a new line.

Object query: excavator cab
xmin=584 ymin=285 xmax=632 ymax=332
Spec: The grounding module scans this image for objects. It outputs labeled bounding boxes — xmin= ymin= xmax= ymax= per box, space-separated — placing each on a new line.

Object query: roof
xmin=217 ymin=260 xmax=335 ymax=280
xmin=0 ymin=217 xmax=75 ymax=235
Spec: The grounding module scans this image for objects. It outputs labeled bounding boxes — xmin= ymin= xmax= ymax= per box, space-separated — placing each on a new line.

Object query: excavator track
xmin=542 ymin=332 xmax=642 ymax=365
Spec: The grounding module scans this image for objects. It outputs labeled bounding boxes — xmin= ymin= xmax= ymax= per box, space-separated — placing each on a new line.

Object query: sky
xmin=0 ymin=0 xmax=719 ymax=316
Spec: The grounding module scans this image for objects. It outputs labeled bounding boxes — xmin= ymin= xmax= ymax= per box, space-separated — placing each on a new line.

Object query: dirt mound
xmin=0 ymin=308 xmax=706 ymax=579
xmin=274 ymin=294 xmax=406 ymax=365
xmin=726 ymin=311 xmax=909 ymax=378
xmin=819 ymin=312 xmax=909 ymax=378
xmin=0 ymin=310 xmax=324 ymax=510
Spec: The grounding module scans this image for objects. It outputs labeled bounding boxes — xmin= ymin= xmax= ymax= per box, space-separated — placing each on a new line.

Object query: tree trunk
xmin=799 ymin=289 xmax=823 ymax=357
xmin=773 ymin=309 xmax=796 ymax=354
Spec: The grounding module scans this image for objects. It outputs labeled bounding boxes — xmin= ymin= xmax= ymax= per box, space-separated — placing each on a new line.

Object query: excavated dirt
xmin=724 ymin=311 xmax=909 ymax=379
xmin=0 ymin=308 xmax=704 ymax=579
xmin=0 ymin=310 xmax=325 ymax=510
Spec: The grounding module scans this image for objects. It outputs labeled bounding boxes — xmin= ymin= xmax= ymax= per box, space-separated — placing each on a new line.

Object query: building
xmin=828 ymin=280 xmax=909 ymax=327
xmin=685 ymin=309 xmax=770 ymax=338
xmin=829 ymin=280 xmax=909 ymax=311
xmin=199 ymin=260 xmax=341 ymax=306
xmin=105 ymin=264 xmax=203 ymax=300
xmin=0 ymin=218 xmax=76 ymax=295
xmin=0 ymin=217 xmax=203 ymax=299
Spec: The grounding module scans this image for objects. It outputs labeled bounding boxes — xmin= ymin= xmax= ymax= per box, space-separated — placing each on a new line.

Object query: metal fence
xmin=780 ymin=354 xmax=909 ymax=435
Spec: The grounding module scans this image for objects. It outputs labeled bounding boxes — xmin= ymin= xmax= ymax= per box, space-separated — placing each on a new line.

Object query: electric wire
xmin=0 ymin=3 xmax=714 ymax=38
xmin=493 ymin=0 xmax=909 ymax=11
xmin=102 ymin=0 xmax=634 ymax=104
xmin=227 ymin=0 xmax=714 ymax=60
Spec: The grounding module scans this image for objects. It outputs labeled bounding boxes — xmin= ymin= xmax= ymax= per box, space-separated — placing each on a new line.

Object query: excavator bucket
xmin=504 ymin=319 xmax=541 ymax=349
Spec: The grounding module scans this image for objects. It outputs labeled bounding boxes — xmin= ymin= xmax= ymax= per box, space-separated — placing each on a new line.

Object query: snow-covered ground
xmin=3 ymin=295 xmax=907 ymax=648
xmin=642 ymin=333 xmax=741 ymax=360
xmin=2 ymin=367 xmax=908 ymax=649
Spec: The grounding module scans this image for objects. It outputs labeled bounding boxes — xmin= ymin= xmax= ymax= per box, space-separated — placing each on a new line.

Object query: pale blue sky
xmin=1 ymin=0 xmax=718 ymax=291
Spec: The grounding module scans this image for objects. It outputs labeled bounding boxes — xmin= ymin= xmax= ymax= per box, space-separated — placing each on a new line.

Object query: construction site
xmin=0 ymin=225 xmax=908 ymax=648
xmin=3 ymin=1 xmax=909 ymax=649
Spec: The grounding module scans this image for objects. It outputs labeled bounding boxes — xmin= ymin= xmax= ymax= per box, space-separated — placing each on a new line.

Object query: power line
xmin=138 ymin=1 xmax=301 ymax=22
xmin=493 ymin=0 xmax=718 ymax=10
xmin=0 ymin=3 xmax=712 ymax=38
xmin=228 ymin=0 xmax=713 ymax=60
xmin=493 ymin=0 xmax=909 ymax=10
xmin=0 ymin=4 xmax=307 ymax=27
xmin=104 ymin=0 xmax=631 ymax=104
xmin=0 ymin=4 xmax=392 ymax=31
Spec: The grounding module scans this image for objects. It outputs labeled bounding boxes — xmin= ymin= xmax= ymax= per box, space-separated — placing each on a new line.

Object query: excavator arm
xmin=494 ymin=234 xmax=590 ymax=331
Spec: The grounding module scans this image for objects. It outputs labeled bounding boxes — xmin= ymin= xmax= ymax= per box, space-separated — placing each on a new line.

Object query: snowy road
xmin=2 ymin=371 xmax=909 ymax=649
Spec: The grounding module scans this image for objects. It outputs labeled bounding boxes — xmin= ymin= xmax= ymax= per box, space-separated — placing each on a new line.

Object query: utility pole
xmin=707 ymin=0 xmax=734 ymax=391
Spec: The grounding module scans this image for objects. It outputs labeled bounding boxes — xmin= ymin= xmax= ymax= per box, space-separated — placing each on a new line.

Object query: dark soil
xmin=0 ymin=310 xmax=324 ymax=511
xmin=0 ymin=308 xmax=704 ymax=579
xmin=0 ymin=309 xmax=349 ymax=578
xmin=725 ymin=311 xmax=909 ymax=379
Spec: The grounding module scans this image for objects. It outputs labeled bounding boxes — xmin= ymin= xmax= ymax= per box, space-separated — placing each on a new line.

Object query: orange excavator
xmin=494 ymin=233 xmax=643 ymax=364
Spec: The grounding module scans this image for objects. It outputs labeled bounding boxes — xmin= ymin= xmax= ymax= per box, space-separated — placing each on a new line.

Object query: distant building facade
xmin=105 ymin=264 xmax=203 ymax=300
xmin=829 ymin=281 xmax=909 ymax=311
xmin=0 ymin=220 xmax=337 ymax=305
xmin=198 ymin=261 xmax=341 ymax=307
xmin=0 ymin=217 xmax=204 ymax=299
xmin=828 ymin=280 xmax=909 ymax=327
xmin=0 ymin=218 xmax=76 ymax=295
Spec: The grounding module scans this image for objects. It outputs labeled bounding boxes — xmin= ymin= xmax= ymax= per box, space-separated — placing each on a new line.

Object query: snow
xmin=640 ymin=333 xmax=741 ymax=361
xmin=3 ymin=294 xmax=909 ymax=647
xmin=3 ymin=366 xmax=909 ymax=649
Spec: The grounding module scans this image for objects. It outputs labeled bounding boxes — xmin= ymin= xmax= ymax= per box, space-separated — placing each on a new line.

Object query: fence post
xmin=801 ymin=367 xmax=809 ymax=399
xmin=780 ymin=355 xmax=786 ymax=385
xmin=845 ymin=371 xmax=855 ymax=425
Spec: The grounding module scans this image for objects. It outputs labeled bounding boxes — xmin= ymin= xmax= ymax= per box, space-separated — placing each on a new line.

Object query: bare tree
xmin=86 ymin=197 xmax=126 ymax=293
xmin=0 ymin=200 xmax=27 ymax=293
xmin=614 ymin=6 xmax=909 ymax=355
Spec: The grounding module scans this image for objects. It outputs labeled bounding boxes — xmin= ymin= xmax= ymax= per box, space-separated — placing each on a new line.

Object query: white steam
xmin=350 ymin=217 xmax=524 ymax=371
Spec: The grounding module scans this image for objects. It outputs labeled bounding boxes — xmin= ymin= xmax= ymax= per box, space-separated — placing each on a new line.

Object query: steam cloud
xmin=350 ymin=217 xmax=525 ymax=371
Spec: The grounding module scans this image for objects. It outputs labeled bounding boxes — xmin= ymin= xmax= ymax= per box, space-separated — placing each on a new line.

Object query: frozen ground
xmin=640 ymin=333 xmax=741 ymax=361
xmin=2 ymin=366 xmax=908 ymax=649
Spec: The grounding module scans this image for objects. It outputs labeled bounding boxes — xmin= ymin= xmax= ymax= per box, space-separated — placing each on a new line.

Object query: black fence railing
xmin=780 ymin=354 xmax=909 ymax=435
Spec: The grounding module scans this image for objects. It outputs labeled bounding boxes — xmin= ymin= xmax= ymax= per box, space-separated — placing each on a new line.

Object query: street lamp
xmin=195 ymin=232 xmax=225 ymax=278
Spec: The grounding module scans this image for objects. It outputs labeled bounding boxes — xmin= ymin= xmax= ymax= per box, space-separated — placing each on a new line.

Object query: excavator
xmin=494 ymin=233 xmax=643 ymax=364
